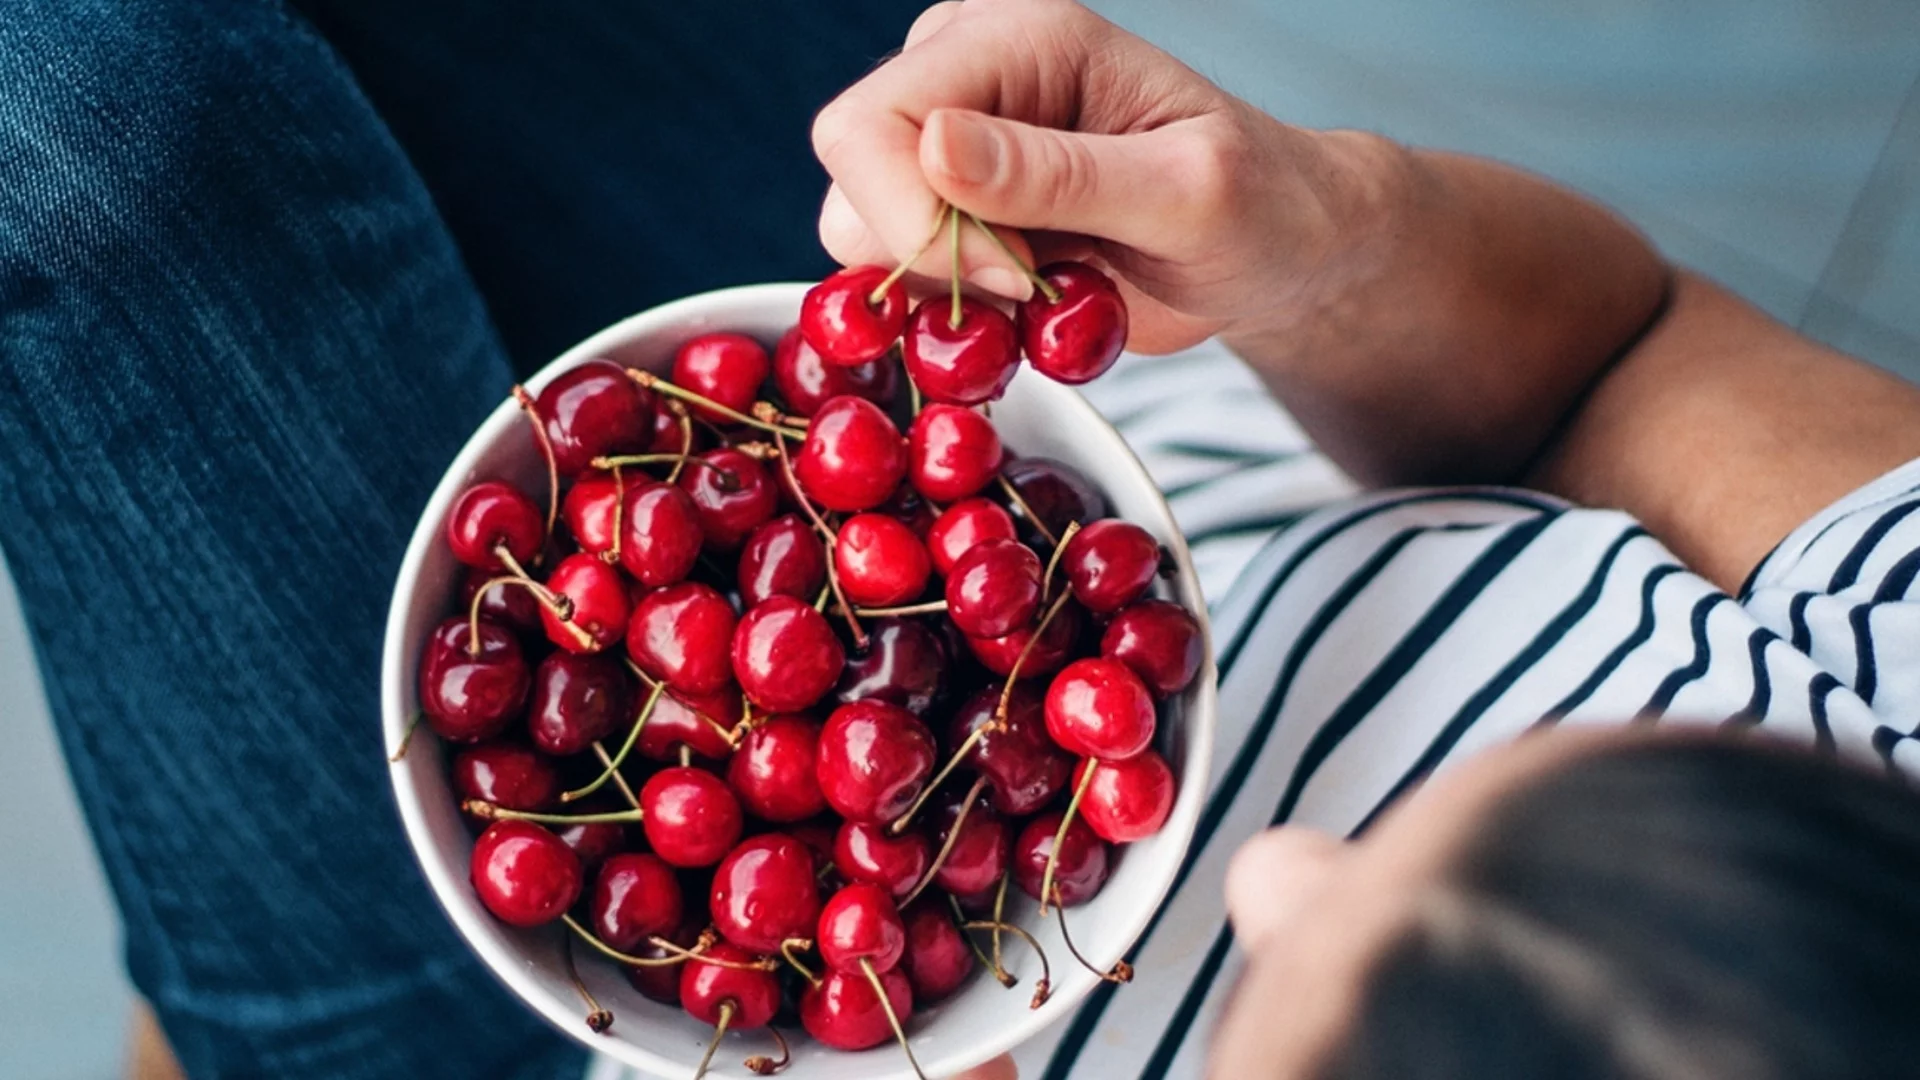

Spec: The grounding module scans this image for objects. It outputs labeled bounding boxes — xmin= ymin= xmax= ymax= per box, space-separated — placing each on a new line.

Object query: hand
xmin=810 ymin=0 xmax=1383 ymax=355
xmin=950 ymin=1053 xmax=1018 ymax=1080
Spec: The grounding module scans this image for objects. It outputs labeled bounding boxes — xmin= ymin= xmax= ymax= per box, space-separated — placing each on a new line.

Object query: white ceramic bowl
xmin=382 ymin=283 xmax=1217 ymax=1080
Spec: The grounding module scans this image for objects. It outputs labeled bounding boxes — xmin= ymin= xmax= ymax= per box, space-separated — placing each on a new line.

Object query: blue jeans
xmin=0 ymin=1 xmax=919 ymax=1075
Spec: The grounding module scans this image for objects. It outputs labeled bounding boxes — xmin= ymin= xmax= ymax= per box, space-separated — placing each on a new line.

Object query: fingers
xmin=904 ymin=1 xmax=963 ymax=49
xmin=1224 ymin=827 xmax=1340 ymax=952
xmin=949 ymin=1053 xmax=1018 ymax=1080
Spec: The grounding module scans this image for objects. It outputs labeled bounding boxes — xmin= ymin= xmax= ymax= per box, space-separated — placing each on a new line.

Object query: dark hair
xmin=1317 ymin=736 xmax=1920 ymax=1080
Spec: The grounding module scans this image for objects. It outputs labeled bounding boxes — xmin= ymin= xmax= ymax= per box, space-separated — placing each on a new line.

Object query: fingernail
xmin=969 ymin=265 xmax=1032 ymax=302
xmin=934 ymin=111 xmax=1001 ymax=186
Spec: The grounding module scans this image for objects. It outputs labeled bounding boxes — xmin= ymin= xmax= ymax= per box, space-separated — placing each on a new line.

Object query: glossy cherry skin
xmin=1012 ymin=811 xmax=1111 ymax=907
xmin=1076 ymin=752 xmax=1175 ymax=843
xmin=626 ymin=582 xmax=737 ymax=695
xmin=818 ymin=883 xmax=906 ymax=974
xmin=1063 ymin=519 xmax=1161 ymax=614
xmin=533 ymin=358 xmax=656 ymax=476
xmin=736 ymin=514 xmax=826 ymax=607
xmin=678 ymin=447 xmax=777 ymax=551
xmin=948 ymin=685 xmax=1072 ymax=816
xmin=727 ymin=715 xmax=827 ymax=823
xmin=541 ymin=553 xmax=630 ymax=653
xmin=928 ymin=795 xmax=1010 ymax=897
xmin=801 ymin=966 xmax=914 ymax=1051
xmin=730 ymin=596 xmax=845 ymax=713
xmin=908 ymin=404 xmax=1003 ymax=503
xmin=1017 ymin=262 xmax=1129 ymax=384
xmin=525 ymin=651 xmax=632 ymax=756
xmin=637 ymin=685 xmax=741 ymax=762
xmin=461 ymin=567 xmax=542 ymax=635
xmin=671 ymin=332 xmax=770 ymax=425
xmin=560 ymin=471 xmax=622 ymax=556
xmin=833 ymin=820 xmax=932 ymax=900
xmin=470 ymin=820 xmax=583 ymax=927
xmin=1001 ymin=456 xmax=1108 ymax=542
xmin=681 ymin=941 xmax=782 ymax=1029
xmin=625 ymin=923 xmax=699 ymax=1004
xmin=553 ymin=818 xmax=627 ymax=869
xmin=589 ymin=852 xmax=684 ymax=950
xmin=617 ymin=482 xmax=703 ymax=587
xmin=710 ymin=832 xmax=822 ymax=954
xmin=966 ymin=598 xmax=1084 ymax=680
xmin=773 ymin=325 xmax=899 ymax=416
xmin=816 ymin=701 xmax=937 ymax=824
xmin=1045 ymin=657 xmax=1157 ymax=761
xmin=902 ymin=295 xmax=1020 ymax=405
xmin=453 ymin=742 xmax=557 ymax=811
xmin=834 ymin=618 xmax=947 ymax=716
xmin=420 ymin=617 xmax=529 ymax=743
xmin=901 ymin=901 xmax=973 ymax=1003
xmin=639 ymin=767 xmax=742 ymax=868
xmin=834 ymin=513 xmax=931 ymax=607
xmin=447 ymin=482 xmax=545 ymax=571
xmin=800 ymin=265 xmax=909 ymax=367
xmin=1102 ymin=599 xmax=1204 ymax=697
xmin=794 ymin=396 xmax=908 ymax=513
xmin=945 ymin=539 xmax=1043 ymax=639
xmin=926 ymin=498 xmax=1019 ymax=576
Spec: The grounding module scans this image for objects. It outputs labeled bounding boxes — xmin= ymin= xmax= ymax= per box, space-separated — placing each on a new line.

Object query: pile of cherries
xmin=412 ymin=226 xmax=1202 ymax=1078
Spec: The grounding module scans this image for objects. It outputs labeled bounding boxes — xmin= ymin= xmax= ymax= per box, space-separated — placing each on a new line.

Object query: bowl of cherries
xmin=382 ymin=236 xmax=1216 ymax=1080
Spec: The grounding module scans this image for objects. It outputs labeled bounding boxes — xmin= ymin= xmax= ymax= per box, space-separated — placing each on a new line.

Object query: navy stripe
xmin=1724 ymin=629 xmax=1778 ymax=727
xmin=1850 ymin=601 xmax=1880 ymax=704
xmin=1809 ymin=673 xmax=1839 ymax=755
xmin=1640 ymin=594 xmax=1732 ymax=717
xmin=1871 ymin=725 xmax=1904 ymax=770
xmin=1539 ymin=565 xmax=1684 ymax=721
xmin=1872 ymin=545 xmax=1920 ymax=601
xmin=1155 ymin=441 xmax=1304 ymax=463
xmin=1182 ymin=511 xmax=1313 ymax=552
xmin=1788 ymin=591 xmax=1815 ymax=653
xmin=1136 ymin=925 xmax=1236 ymax=1080
xmin=1161 ymin=458 xmax=1294 ymax=501
xmin=1828 ymin=500 xmax=1920 ymax=592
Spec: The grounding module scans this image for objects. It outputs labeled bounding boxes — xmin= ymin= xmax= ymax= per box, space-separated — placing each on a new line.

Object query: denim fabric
xmin=0 ymin=0 xmax=917 ymax=1076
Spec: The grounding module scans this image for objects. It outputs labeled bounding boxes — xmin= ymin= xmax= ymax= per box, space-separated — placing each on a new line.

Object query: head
xmin=1212 ymin=730 xmax=1920 ymax=1080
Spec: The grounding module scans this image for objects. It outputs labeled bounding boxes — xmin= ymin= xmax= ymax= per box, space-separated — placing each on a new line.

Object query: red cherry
xmin=901 ymin=901 xmax=973 ymax=1004
xmin=446 ymin=481 xmax=544 ymax=571
xmin=640 ymin=766 xmax=743 ymax=868
xmin=637 ymin=685 xmax=742 ymax=762
xmin=1062 ymin=519 xmax=1161 ymax=614
xmin=532 ymin=358 xmax=656 ymax=476
xmin=926 ymin=498 xmax=1018 ymax=576
xmin=1000 ymin=457 xmax=1107 ymax=542
xmin=908 ymin=404 xmax=1003 ymax=503
xmin=1045 ymin=657 xmax=1157 ymax=761
xmin=680 ymin=941 xmax=782 ymax=1029
xmin=671 ymin=332 xmax=771 ymax=425
xmin=833 ymin=820 xmax=932 ymax=900
xmin=1075 ymin=753 xmax=1175 ymax=843
xmin=928 ymin=794 xmax=1010 ymax=897
xmin=1102 ymin=600 xmax=1204 ymax=697
xmin=553 ymin=817 xmax=627 ymax=869
xmin=773 ymin=325 xmax=899 ymax=417
xmin=626 ymin=582 xmax=738 ymax=695
xmin=727 ymin=715 xmax=827 ymax=823
xmin=617 ymin=482 xmax=704 ymax=587
xmin=731 ymin=596 xmax=845 ymax=713
xmin=589 ymin=852 xmax=685 ymax=950
xmin=1017 ymin=262 xmax=1129 ymax=385
xmin=710 ymin=832 xmax=822 ymax=953
xmin=818 ymin=883 xmax=907 ymax=974
xmin=835 ymin=513 xmax=931 ymax=607
xmin=800 ymin=265 xmax=909 ymax=367
xmin=965 ymin=599 xmax=1084 ymax=680
xmin=737 ymin=514 xmax=826 ymax=607
xmin=470 ymin=820 xmax=583 ymax=927
xmin=944 ymin=539 xmax=1042 ymax=639
xmin=453 ymin=742 xmax=557 ymax=811
xmin=1013 ymin=812 xmax=1110 ymax=907
xmin=647 ymin=397 xmax=704 ymax=454
xmin=560 ymin=472 xmax=622 ymax=556
xmin=419 ymin=617 xmax=529 ymax=743
xmin=461 ymin=567 xmax=541 ymax=634
xmin=817 ymin=701 xmax=937 ymax=824
xmin=525 ymin=651 xmax=633 ymax=756
xmin=541 ymin=553 xmax=630 ymax=653
xmin=625 ymin=923 xmax=700 ymax=1004
xmin=678 ymin=447 xmax=777 ymax=551
xmin=902 ymin=296 xmax=1020 ymax=405
xmin=795 ymin=396 xmax=908 ymax=513
xmin=801 ymin=966 xmax=915 ymax=1051
xmin=948 ymin=685 xmax=1072 ymax=817
xmin=834 ymin=617 xmax=949 ymax=717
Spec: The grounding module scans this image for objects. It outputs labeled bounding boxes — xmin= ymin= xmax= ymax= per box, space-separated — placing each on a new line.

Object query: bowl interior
xmin=382 ymin=283 xmax=1217 ymax=1080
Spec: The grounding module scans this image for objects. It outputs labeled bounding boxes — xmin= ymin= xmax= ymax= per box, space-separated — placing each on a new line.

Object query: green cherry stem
xmin=950 ymin=893 xmax=1016 ymax=987
xmin=1038 ymin=762 xmax=1098 ymax=918
xmin=860 ymin=958 xmax=929 ymax=1080
xmin=990 ymin=871 xmax=1011 ymax=978
xmin=560 ymin=681 xmax=665 ymax=803
xmin=592 ymin=742 xmax=642 ymax=809
xmin=948 ymin=205 xmax=964 ymax=330
xmin=1051 ymin=891 xmax=1133 ymax=984
xmin=959 ymin=919 xmax=1053 ymax=1008
xmin=868 ymin=201 xmax=953 ymax=306
xmin=388 ymin=711 xmax=423 ymax=764
xmin=1040 ymin=520 xmax=1083 ymax=603
xmin=591 ymin=453 xmax=741 ymax=491
xmin=625 ymin=369 xmax=797 ymax=436
xmin=901 ymin=775 xmax=990 ymax=907
xmin=692 ymin=1001 xmax=733 ymax=1080
xmin=780 ymin=938 xmax=822 ymax=989
xmin=510 ymin=385 xmax=560 ymax=546
xmin=994 ymin=473 xmax=1062 ymax=548
xmin=995 ymin=588 xmax=1075 ymax=723
xmin=463 ymin=801 xmax=644 ymax=826
xmin=563 ymin=934 xmax=616 ymax=1034
xmin=964 ymin=212 xmax=1062 ymax=303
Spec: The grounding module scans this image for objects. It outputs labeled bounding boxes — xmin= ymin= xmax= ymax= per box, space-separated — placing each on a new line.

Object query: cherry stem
xmin=563 ymin=934 xmax=616 ymax=1034
xmin=752 ymin=401 xmax=810 ymax=430
xmin=1040 ymin=520 xmax=1083 ymax=603
xmin=606 ymin=465 xmax=627 ymax=565
xmin=846 ymin=599 xmax=948 ymax=618
xmin=626 ymin=369 xmax=797 ymax=436
xmin=860 ymin=958 xmax=928 ymax=1080
xmin=1051 ymin=891 xmax=1133 ymax=984
xmin=947 ymin=205 xmax=963 ymax=331
xmin=493 ymin=548 xmax=596 ymax=651
xmin=591 ymin=742 xmax=642 ymax=809
xmin=889 ymin=726 xmax=987 ymax=836
xmin=667 ymin=400 xmax=694 ymax=483
xmin=625 ymin=661 xmax=740 ymax=747
xmin=995 ymin=474 xmax=1061 ymax=548
xmin=991 ymin=871 xmax=1011 ymax=979
xmin=592 ymin=453 xmax=740 ymax=491
xmin=561 ymin=681 xmax=665 ymax=803
xmin=908 ymin=374 xmax=923 ymax=418
xmin=680 ymin=744 xmax=693 ymax=769
xmin=388 ymin=711 xmax=423 ymax=764
xmin=693 ymin=1001 xmax=734 ymax=1080
xmin=901 ymin=775 xmax=990 ymax=907
xmin=960 ymin=920 xmax=1053 ymax=1008
xmin=965 ymin=212 xmax=1062 ymax=303
xmin=511 ymin=385 xmax=560 ymax=548
xmin=564 ymin=918 xmax=773 ymax=973
xmin=868 ymin=202 xmax=953 ymax=307
xmin=950 ymin=893 xmax=1016 ymax=987
xmin=1038 ymin=763 xmax=1098 ymax=918
xmin=463 ymin=801 xmax=643 ymax=826
xmin=467 ymin=574 xmax=540 ymax=654
xmin=744 ymin=1027 xmax=792 ymax=1076
xmin=780 ymin=938 xmax=821 ymax=989
xmin=995 ymin=589 xmax=1075 ymax=722
xmin=813 ymin=583 xmax=832 ymax=612
xmin=773 ymin=435 xmax=868 ymax=649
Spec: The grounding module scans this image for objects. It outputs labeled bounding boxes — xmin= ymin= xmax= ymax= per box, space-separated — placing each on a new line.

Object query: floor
xmin=3 ymin=3 xmax=1917 ymax=1078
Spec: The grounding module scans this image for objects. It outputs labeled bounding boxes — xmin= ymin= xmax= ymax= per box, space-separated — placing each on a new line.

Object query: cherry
xmin=672 ymin=332 xmax=771 ymax=425
xmin=773 ymin=325 xmax=898 ymax=417
xmin=541 ymin=553 xmax=630 ymax=653
xmin=834 ymin=513 xmax=931 ymax=607
xmin=446 ymin=481 xmax=544 ymax=571
xmin=965 ymin=599 xmax=1084 ymax=680
xmin=908 ymin=404 xmax=1003 ymax=503
xmin=794 ymin=396 xmax=908 ymax=513
xmin=1001 ymin=457 xmax=1107 ymax=542
xmin=640 ymin=766 xmax=743 ymax=868
xmin=1062 ymin=519 xmax=1161 ymax=614
xmin=553 ymin=817 xmax=627 ymax=868
xmin=816 ymin=701 xmax=937 ymax=824
xmin=470 ymin=820 xmax=582 ymax=927
xmin=877 ymin=482 xmax=938 ymax=537
xmin=926 ymin=498 xmax=1018 ymax=576
xmin=833 ymin=820 xmax=932 ymax=900
xmin=453 ymin=742 xmax=557 ymax=811
xmin=627 ymin=582 xmax=738 ymax=695
xmin=617 ymin=482 xmax=704 ymax=587
xmin=727 ymin=715 xmax=827 ymax=823
xmin=1045 ymin=657 xmax=1157 ymax=761
xmin=800 ymin=965 xmax=914 ymax=1051
xmin=625 ymin=922 xmax=700 ymax=1005
xmin=526 ymin=651 xmax=633 ymax=756
xmin=901 ymin=901 xmax=973 ymax=1004
xmin=901 ymin=295 xmax=1020 ymax=405
xmin=834 ymin=617 xmax=948 ymax=717
xmin=532 ymin=358 xmax=656 ymax=476
xmin=637 ymin=685 xmax=741 ymax=762
xmin=1017 ymin=262 xmax=1129 ymax=385
xmin=647 ymin=398 xmax=702 ymax=454
xmin=462 ymin=567 xmax=541 ymax=634
xmin=731 ymin=596 xmax=845 ymax=713
xmin=589 ymin=852 xmax=685 ymax=950
xmin=1013 ymin=812 xmax=1110 ymax=907
xmin=818 ymin=883 xmax=906 ymax=973
xmin=945 ymin=539 xmax=1042 ymax=639
xmin=420 ymin=617 xmax=529 ymax=743
xmin=928 ymin=794 xmax=1009 ymax=897
xmin=681 ymin=941 xmax=782 ymax=1029
xmin=710 ymin=832 xmax=822 ymax=954
xmin=737 ymin=514 xmax=826 ymax=607
xmin=1101 ymin=599 xmax=1204 ymax=697
xmin=948 ymin=685 xmax=1072 ymax=817
xmin=560 ymin=471 xmax=623 ymax=556
xmin=800 ymin=265 xmax=909 ymax=367
xmin=1075 ymin=752 xmax=1175 ymax=843
xmin=678 ymin=447 xmax=777 ymax=551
